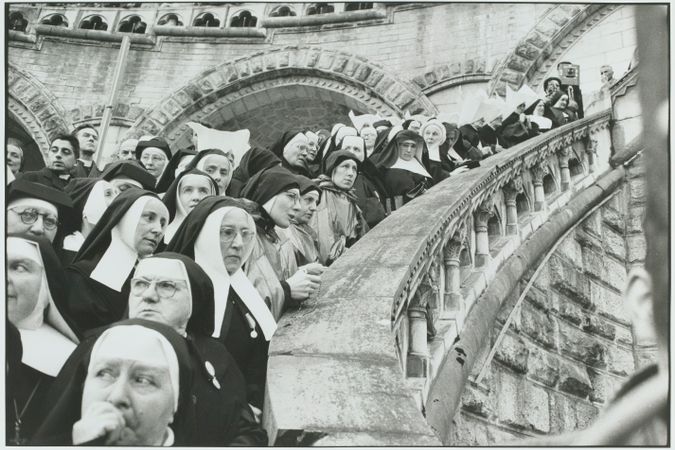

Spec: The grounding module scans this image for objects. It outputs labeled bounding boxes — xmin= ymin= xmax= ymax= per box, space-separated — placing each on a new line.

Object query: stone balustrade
xmin=264 ymin=109 xmax=613 ymax=445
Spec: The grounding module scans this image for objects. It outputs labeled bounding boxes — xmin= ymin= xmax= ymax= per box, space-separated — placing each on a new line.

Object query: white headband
xmin=83 ymin=180 xmax=114 ymax=226
xmin=340 ymin=135 xmax=365 ymax=151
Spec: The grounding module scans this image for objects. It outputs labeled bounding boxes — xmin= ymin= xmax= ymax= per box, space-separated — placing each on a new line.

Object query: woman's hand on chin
xmin=73 ymin=401 xmax=125 ymax=445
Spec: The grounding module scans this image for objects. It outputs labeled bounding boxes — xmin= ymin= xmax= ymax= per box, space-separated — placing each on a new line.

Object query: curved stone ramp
xmin=264 ymin=109 xmax=614 ymax=446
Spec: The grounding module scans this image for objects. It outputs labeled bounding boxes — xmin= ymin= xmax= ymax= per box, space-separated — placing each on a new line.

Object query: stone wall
xmin=449 ymin=156 xmax=647 ymax=444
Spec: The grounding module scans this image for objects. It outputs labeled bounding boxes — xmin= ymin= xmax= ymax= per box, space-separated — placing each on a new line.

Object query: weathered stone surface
xmin=527 ymin=348 xmax=560 ymax=387
xmin=607 ymin=345 xmax=635 ymax=376
xmin=627 ymin=205 xmax=645 ymax=233
xmin=451 ymin=413 xmax=492 ymax=446
xmin=588 ymin=369 xmax=621 ymax=403
xmin=558 ymin=299 xmax=585 ymax=326
xmin=574 ymin=400 xmax=599 ymax=429
xmin=602 ymin=225 xmax=626 ymax=261
xmin=461 ymin=386 xmax=492 ymax=417
xmin=522 ymin=383 xmax=550 ymax=432
xmin=558 ymin=359 xmax=592 ymax=398
xmin=496 ymin=370 xmax=522 ymax=428
xmin=521 ymin=307 xmax=557 ymax=349
xmin=558 ymin=321 xmax=607 ymax=368
xmin=590 ymin=280 xmax=631 ymax=324
xmin=628 ymin=178 xmax=646 ymax=203
xmin=615 ymin=325 xmax=634 ymax=346
xmin=602 ymin=206 xmax=625 ymax=231
xmin=582 ymin=210 xmax=602 ymax=237
xmin=582 ymin=315 xmax=616 ymax=340
xmin=557 ymin=235 xmax=584 ymax=269
xmin=548 ymin=256 xmax=591 ymax=307
xmin=495 ymin=333 xmax=530 ymax=373
xmin=626 ymin=234 xmax=646 ymax=262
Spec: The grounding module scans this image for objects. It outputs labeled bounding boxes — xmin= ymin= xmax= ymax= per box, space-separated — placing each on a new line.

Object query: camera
xmin=558 ymin=63 xmax=580 ymax=86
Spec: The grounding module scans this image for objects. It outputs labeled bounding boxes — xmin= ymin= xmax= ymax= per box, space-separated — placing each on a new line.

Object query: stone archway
xmin=488 ymin=4 xmax=620 ymax=96
xmin=128 ymin=46 xmax=438 ymax=148
xmin=8 ymin=64 xmax=71 ymax=165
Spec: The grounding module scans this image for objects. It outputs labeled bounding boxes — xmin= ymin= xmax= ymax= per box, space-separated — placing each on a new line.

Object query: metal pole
xmin=95 ymin=36 xmax=131 ymax=167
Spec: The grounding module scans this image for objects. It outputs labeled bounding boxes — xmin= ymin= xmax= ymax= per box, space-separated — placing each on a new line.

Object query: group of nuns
xmin=6 ymin=84 xmax=575 ymax=445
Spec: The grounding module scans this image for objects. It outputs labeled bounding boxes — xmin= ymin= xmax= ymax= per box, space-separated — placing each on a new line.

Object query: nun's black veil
xmin=32 ymin=319 xmax=196 ymax=446
xmin=162 ymin=168 xmax=218 ymax=223
xmin=155 ymin=148 xmax=197 ymax=193
xmin=228 ymin=147 xmax=280 ymax=197
xmin=100 ymin=160 xmax=157 ymax=191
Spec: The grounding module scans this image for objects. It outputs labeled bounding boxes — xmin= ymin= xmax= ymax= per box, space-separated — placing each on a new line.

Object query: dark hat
xmin=135 ymin=138 xmax=172 ymax=161
xmin=323 ymin=149 xmax=361 ymax=175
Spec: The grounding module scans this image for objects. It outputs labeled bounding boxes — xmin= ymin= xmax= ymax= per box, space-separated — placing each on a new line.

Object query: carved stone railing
xmin=264 ymin=109 xmax=613 ymax=445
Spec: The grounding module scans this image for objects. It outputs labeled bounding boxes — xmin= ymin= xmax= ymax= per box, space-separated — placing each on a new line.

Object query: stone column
xmin=443 ymin=230 xmax=465 ymax=316
xmin=503 ymin=178 xmax=523 ymax=235
xmin=531 ymin=163 xmax=549 ymax=211
xmin=586 ymin=137 xmax=598 ymax=172
xmin=474 ymin=198 xmax=494 ymax=267
xmin=559 ymin=147 xmax=571 ymax=191
xmin=407 ymin=280 xmax=433 ymax=378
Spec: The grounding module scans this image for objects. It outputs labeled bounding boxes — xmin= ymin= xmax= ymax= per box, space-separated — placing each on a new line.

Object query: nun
xmin=7 ymin=179 xmax=76 ymax=247
xmin=305 ymin=130 xmax=321 ymax=177
xmin=101 ymin=159 xmax=157 ymax=193
xmin=501 ymin=97 xmax=545 ymax=147
xmin=155 ymin=148 xmax=197 ymax=194
xmin=161 ymin=168 xmax=218 ymax=245
xmin=420 ymin=119 xmax=451 ymax=183
xmin=359 ymin=125 xmax=378 ymax=159
xmin=269 ymin=130 xmax=312 ymax=177
xmin=313 ymin=150 xmax=369 ymax=265
xmin=183 ymin=149 xmax=233 ymax=195
xmin=286 ymin=177 xmax=322 ymax=267
xmin=319 ymin=125 xmax=358 ymax=173
xmin=33 ymin=319 xmax=195 ymax=446
xmin=240 ymin=166 xmax=324 ymax=318
xmin=339 ymin=135 xmax=388 ymax=227
xmin=526 ymin=99 xmax=554 ymax=133
xmin=6 ymin=235 xmax=80 ymax=443
xmin=136 ymin=137 xmax=173 ymax=184
xmin=61 ymin=178 xmax=118 ymax=264
xmin=165 ymin=197 xmax=278 ymax=408
xmin=228 ymin=147 xmax=280 ymax=197
xmin=65 ymin=189 xmax=169 ymax=333
xmin=369 ymin=129 xmax=433 ymax=212
xmin=126 ymin=253 xmax=267 ymax=445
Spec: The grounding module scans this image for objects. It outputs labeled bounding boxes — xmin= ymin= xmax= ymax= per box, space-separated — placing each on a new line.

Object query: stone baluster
xmin=586 ymin=137 xmax=598 ymax=172
xmin=443 ymin=228 xmax=466 ymax=316
xmin=503 ymin=178 xmax=523 ymax=235
xmin=474 ymin=198 xmax=494 ymax=267
xmin=559 ymin=147 xmax=571 ymax=191
xmin=407 ymin=276 xmax=434 ymax=378
xmin=531 ymin=163 xmax=549 ymax=211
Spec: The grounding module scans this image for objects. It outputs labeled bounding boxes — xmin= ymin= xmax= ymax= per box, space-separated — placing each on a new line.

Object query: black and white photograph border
xmin=3 ymin=0 xmax=670 ymax=447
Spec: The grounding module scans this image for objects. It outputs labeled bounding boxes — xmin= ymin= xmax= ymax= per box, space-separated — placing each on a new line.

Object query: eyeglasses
xmin=9 ymin=208 xmax=59 ymax=230
xmin=220 ymin=227 xmax=255 ymax=244
xmin=130 ymin=278 xmax=186 ymax=298
xmin=141 ymin=155 xmax=166 ymax=163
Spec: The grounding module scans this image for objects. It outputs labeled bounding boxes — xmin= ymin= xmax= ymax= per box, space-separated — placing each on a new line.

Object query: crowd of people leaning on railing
xmin=5 ymin=75 xmax=583 ymax=446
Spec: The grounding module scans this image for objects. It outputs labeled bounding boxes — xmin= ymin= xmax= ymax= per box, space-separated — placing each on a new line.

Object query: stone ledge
xmin=35 ymin=24 xmax=156 ymax=45
xmin=261 ymin=9 xmax=386 ymax=28
xmin=152 ymin=25 xmax=266 ymax=38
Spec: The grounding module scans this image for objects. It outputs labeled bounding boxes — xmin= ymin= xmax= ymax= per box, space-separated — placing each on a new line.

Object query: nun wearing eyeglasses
xmin=33 ymin=319 xmax=195 ymax=446
xmin=166 ymin=197 xmax=278 ymax=409
xmin=7 ymin=179 xmax=77 ymax=251
xmin=60 ymin=178 xmax=118 ymax=265
xmin=161 ymin=168 xmax=218 ymax=245
xmin=269 ymin=130 xmax=313 ymax=178
xmin=6 ymin=235 xmax=80 ymax=444
xmin=65 ymin=189 xmax=169 ymax=333
xmin=312 ymin=150 xmax=369 ymax=265
xmin=240 ymin=166 xmax=326 ymax=318
xmin=136 ymin=138 xmax=173 ymax=185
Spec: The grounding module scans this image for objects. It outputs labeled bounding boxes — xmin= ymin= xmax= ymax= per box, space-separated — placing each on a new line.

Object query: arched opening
xmin=118 ymin=15 xmax=147 ymax=34
xmin=307 ymin=3 xmax=335 ymax=15
xmin=193 ymin=12 xmax=220 ymax=27
xmin=459 ymin=247 xmax=472 ymax=283
xmin=345 ymin=3 xmax=373 ymax=12
xmin=543 ymin=174 xmax=556 ymax=197
xmin=269 ymin=5 xmax=296 ymax=17
xmin=569 ymin=157 xmax=584 ymax=178
xmin=516 ymin=192 xmax=530 ymax=221
xmin=40 ymin=13 xmax=68 ymax=27
xmin=230 ymin=11 xmax=257 ymax=28
xmin=157 ymin=13 xmax=183 ymax=26
xmin=8 ymin=11 xmax=28 ymax=32
xmin=487 ymin=210 xmax=503 ymax=250
xmin=7 ymin=116 xmax=46 ymax=172
xmin=79 ymin=15 xmax=108 ymax=31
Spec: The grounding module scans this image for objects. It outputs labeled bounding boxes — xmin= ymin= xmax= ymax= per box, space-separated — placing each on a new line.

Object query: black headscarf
xmin=155 ymin=148 xmax=197 ymax=193
xmin=296 ymin=175 xmax=322 ymax=205
xmin=371 ymin=127 xmax=392 ymax=157
xmin=32 ymin=319 xmax=196 ymax=446
xmin=323 ymin=149 xmax=361 ymax=176
xmin=183 ymin=149 xmax=231 ymax=172
xmin=63 ymin=178 xmax=107 ymax=220
xmin=369 ymin=129 xmax=428 ymax=170
xmin=101 ymin=160 xmax=156 ymax=191
xmin=70 ymin=189 xmax=159 ymax=278
xmin=135 ymin=252 xmax=216 ymax=337
xmin=135 ymin=137 xmax=173 ymax=161
xmin=268 ymin=130 xmax=311 ymax=177
xmin=239 ymin=165 xmax=300 ymax=207
xmin=162 ymin=168 xmax=218 ymax=223
xmin=228 ymin=147 xmax=280 ymax=197
xmin=373 ymin=119 xmax=393 ymax=129
xmin=7 ymin=178 xmax=78 ymax=243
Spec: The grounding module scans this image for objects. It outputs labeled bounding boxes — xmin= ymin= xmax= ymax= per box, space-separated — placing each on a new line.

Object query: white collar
xmin=390 ymin=158 xmax=431 ymax=178
xmin=20 ymin=324 xmax=77 ymax=376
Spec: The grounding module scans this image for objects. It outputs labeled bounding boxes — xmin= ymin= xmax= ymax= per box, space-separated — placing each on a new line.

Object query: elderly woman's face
xmin=81 ymin=333 xmax=176 ymax=445
xmin=360 ymin=127 xmax=377 ymax=148
xmin=398 ymin=139 xmax=417 ymax=161
xmin=7 ymin=241 xmax=43 ymax=326
xmin=219 ymin=209 xmax=256 ymax=275
xmin=342 ymin=142 xmax=364 ymax=162
xmin=140 ymin=148 xmax=168 ymax=179
xmin=282 ymin=135 xmax=309 ymax=169
xmin=128 ymin=258 xmax=191 ymax=332
xmin=7 ymin=199 xmax=59 ymax=243
xmin=201 ymin=154 xmax=231 ymax=195
xmin=133 ymin=198 xmax=169 ymax=258
xmin=423 ymin=126 xmax=443 ymax=147
xmin=306 ymin=139 xmax=319 ymax=161
xmin=268 ymin=189 xmax=301 ymax=229
xmin=178 ymin=175 xmax=212 ymax=213
xmin=7 ymin=144 xmax=23 ymax=174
